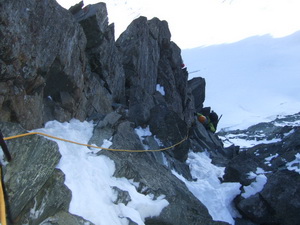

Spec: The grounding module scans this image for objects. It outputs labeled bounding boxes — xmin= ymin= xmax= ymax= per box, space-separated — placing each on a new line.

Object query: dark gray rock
xmin=223 ymin=127 xmax=300 ymax=185
xmin=75 ymin=3 xmax=126 ymax=104
xmin=40 ymin=211 xmax=95 ymax=225
xmin=127 ymin=86 xmax=155 ymax=126
xmin=0 ymin=122 xmax=61 ymax=220
xmin=189 ymin=121 xmax=227 ymax=167
xmin=188 ymin=77 xmax=205 ymax=112
xmin=68 ymin=1 xmax=84 ymax=15
xmin=74 ymin=3 xmax=108 ymax=49
xmin=117 ymin=16 xmax=160 ymax=96
xmin=223 ymin=150 xmax=262 ymax=186
xmin=111 ymin=121 xmax=145 ymax=151
xmin=0 ymin=0 xmax=83 ymax=129
xmin=235 ymin=218 xmax=259 ymax=225
xmin=237 ymin=170 xmax=300 ymax=225
xmin=112 ymin=186 xmax=132 ymax=205
xmin=157 ymin=40 xmax=189 ymax=120
xmin=259 ymin=170 xmax=300 ymax=225
xmin=236 ymin=194 xmax=274 ymax=224
xmin=0 ymin=0 xmax=113 ymax=130
xmin=16 ymin=169 xmax=72 ymax=225
xmin=116 ymin=16 xmax=191 ymax=126
xmin=149 ymin=104 xmax=189 ymax=162
xmin=81 ymin=71 xmax=113 ymax=118
xmin=0 ymin=122 xmax=75 ymax=225
xmin=88 ymin=111 xmax=122 ymax=147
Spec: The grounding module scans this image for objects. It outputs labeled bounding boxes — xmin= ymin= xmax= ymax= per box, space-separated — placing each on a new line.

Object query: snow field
xmin=183 ymin=31 xmax=300 ymax=130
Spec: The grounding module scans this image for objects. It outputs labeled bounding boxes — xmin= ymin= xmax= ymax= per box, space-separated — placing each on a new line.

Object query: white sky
xmin=57 ymin=0 xmax=300 ymax=49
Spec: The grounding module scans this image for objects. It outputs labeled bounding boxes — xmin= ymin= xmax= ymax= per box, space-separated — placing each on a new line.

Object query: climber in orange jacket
xmin=195 ymin=111 xmax=219 ymax=133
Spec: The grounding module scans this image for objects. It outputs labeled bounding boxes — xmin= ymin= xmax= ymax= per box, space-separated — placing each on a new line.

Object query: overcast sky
xmin=57 ymin=0 xmax=300 ymax=49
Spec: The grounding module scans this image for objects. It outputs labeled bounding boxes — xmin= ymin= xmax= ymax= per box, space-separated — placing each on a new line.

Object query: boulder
xmin=16 ymin=169 xmax=72 ymax=225
xmin=111 ymin=121 xmax=145 ymax=151
xmin=88 ymin=111 xmax=123 ymax=147
xmin=259 ymin=170 xmax=300 ymax=225
xmin=0 ymin=122 xmax=69 ymax=223
xmin=237 ymin=170 xmax=300 ymax=225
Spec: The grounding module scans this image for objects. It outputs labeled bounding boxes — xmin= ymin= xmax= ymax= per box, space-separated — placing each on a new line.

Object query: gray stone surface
xmin=0 ymin=0 xmax=113 ymax=130
xmin=0 ymin=122 xmax=61 ymax=220
xmin=16 ymin=169 xmax=72 ymax=225
xmin=40 ymin=211 xmax=95 ymax=225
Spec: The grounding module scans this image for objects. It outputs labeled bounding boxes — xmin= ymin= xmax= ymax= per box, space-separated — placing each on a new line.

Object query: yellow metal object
xmin=0 ymin=167 xmax=7 ymax=225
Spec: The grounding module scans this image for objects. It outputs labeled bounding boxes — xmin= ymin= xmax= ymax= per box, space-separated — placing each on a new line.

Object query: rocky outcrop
xmin=0 ymin=0 xmax=226 ymax=225
xmin=73 ymin=3 xmax=126 ymax=105
xmin=0 ymin=0 xmax=113 ymax=130
xmin=0 ymin=122 xmax=61 ymax=220
xmin=0 ymin=122 xmax=93 ymax=225
xmin=116 ymin=16 xmax=193 ymax=127
xmin=219 ymin=113 xmax=300 ymax=225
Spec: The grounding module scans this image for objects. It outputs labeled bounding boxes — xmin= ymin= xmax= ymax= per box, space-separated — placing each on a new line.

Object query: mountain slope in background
xmin=182 ymin=31 xmax=300 ymax=130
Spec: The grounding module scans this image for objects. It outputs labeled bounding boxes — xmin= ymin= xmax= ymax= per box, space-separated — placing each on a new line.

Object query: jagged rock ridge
xmin=0 ymin=1 xmax=225 ymax=225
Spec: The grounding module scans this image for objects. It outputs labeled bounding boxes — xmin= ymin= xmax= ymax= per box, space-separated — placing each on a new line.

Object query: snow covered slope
xmin=182 ymin=31 xmax=300 ymax=130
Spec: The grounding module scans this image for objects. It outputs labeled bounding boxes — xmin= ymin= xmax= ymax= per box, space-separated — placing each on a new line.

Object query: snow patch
xmin=286 ymin=153 xmax=300 ymax=174
xmin=242 ymin=174 xmax=267 ymax=198
xmin=264 ymin=153 xmax=279 ymax=166
xmin=33 ymin=120 xmax=168 ymax=225
xmin=156 ymin=84 xmax=165 ymax=96
xmin=172 ymin=151 xmax=241 ymax=225
xmin=101 ymin=138 xmax=113 ymax=149
xmin=221 ymin=134 xmax=282 ymax=148
xmin=135 ymin=126 xmax=152 ymax=150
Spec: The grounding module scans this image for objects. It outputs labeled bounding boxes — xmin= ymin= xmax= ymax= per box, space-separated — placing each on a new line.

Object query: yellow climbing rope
xmin=0 ymin=167 xmax=7 ymax=225
xmin=3 ymin=131 xmax=188 ymax=152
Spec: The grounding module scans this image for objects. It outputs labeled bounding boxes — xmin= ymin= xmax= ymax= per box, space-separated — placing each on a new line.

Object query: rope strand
xmin=3 ymin=132 xmax=188 ymax=152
